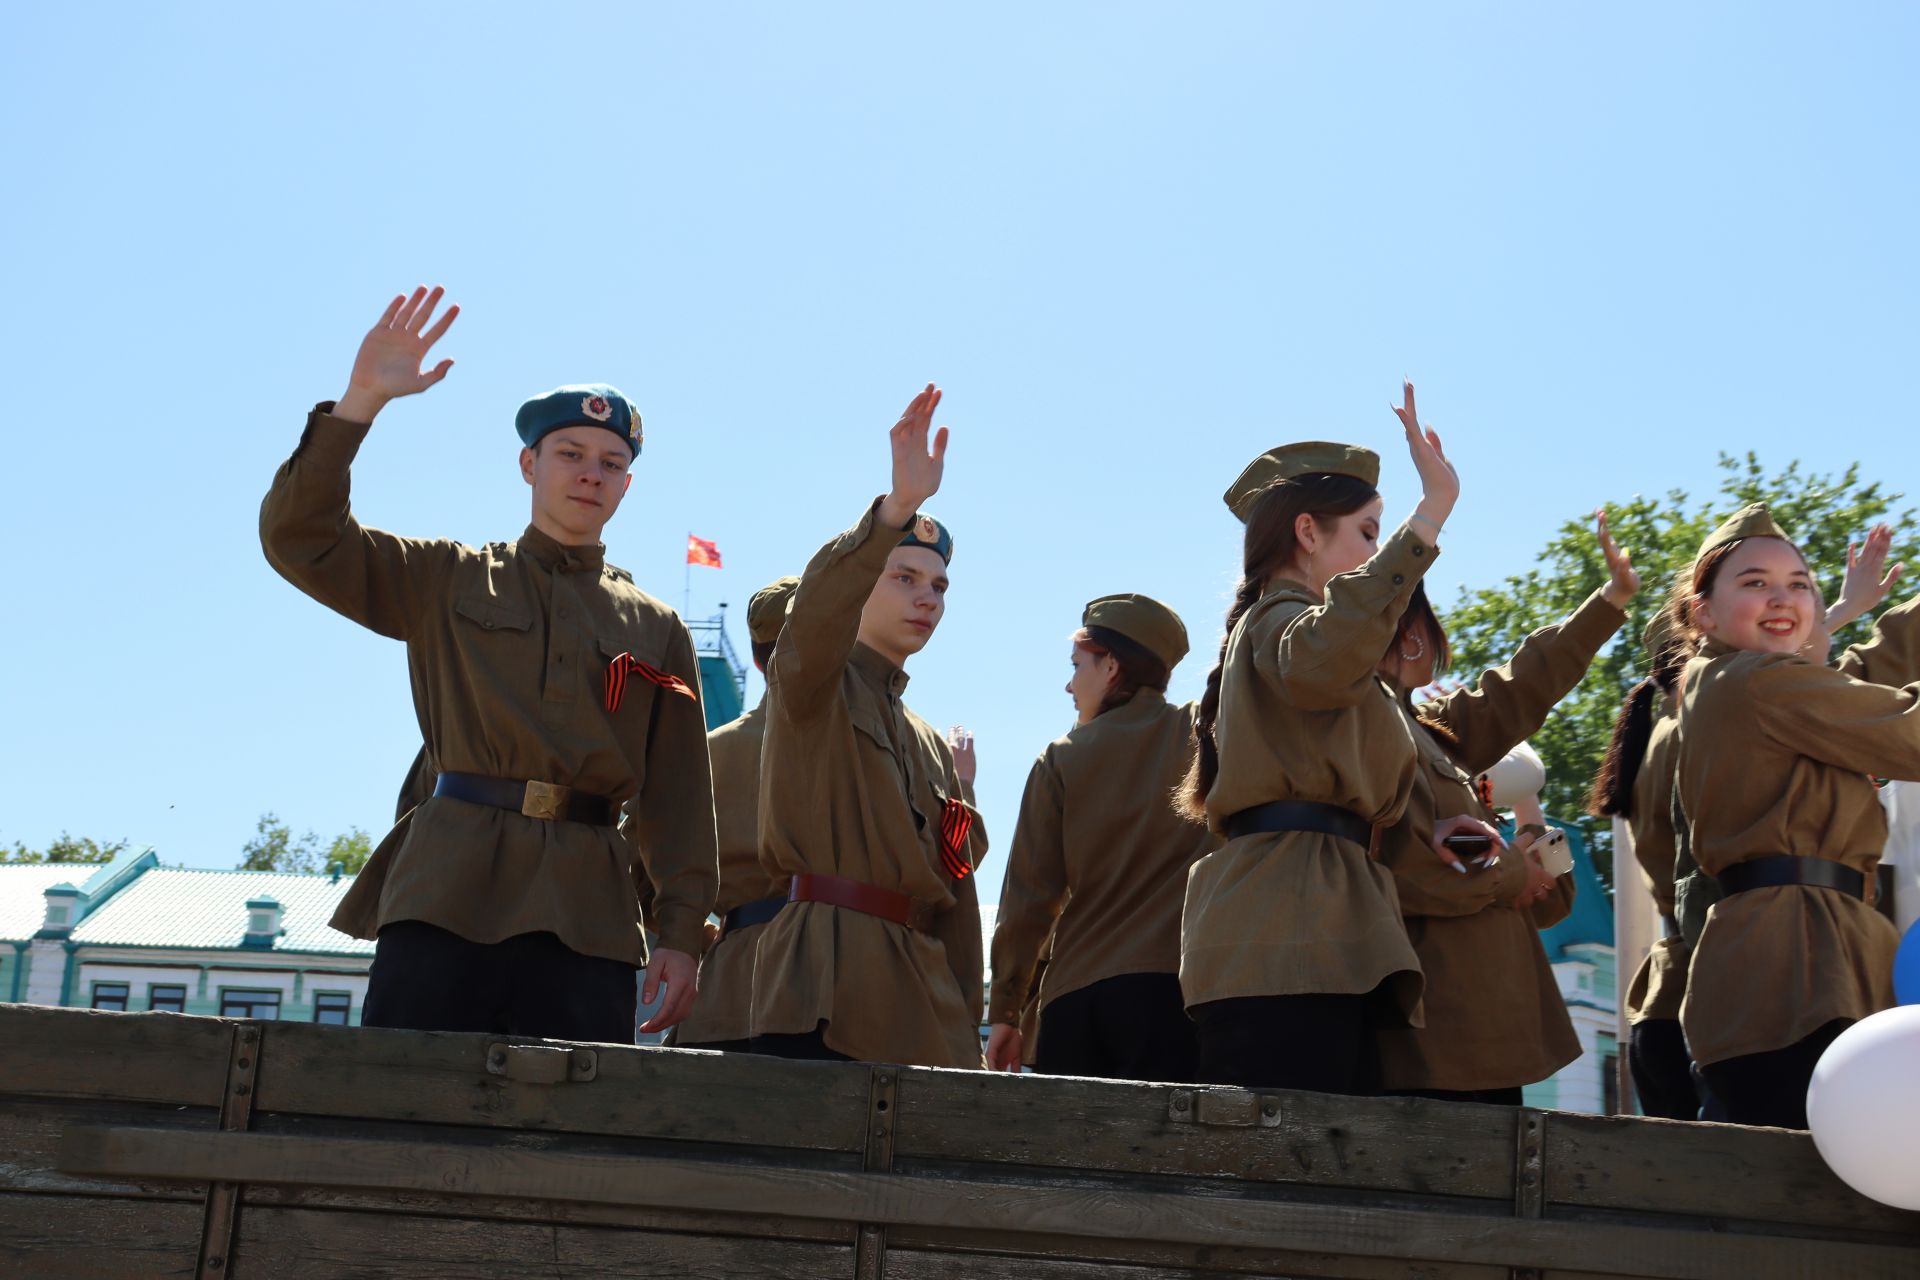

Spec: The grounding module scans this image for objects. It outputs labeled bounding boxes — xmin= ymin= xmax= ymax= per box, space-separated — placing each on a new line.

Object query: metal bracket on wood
xmin=1168 ymin=1087 xmax=1283 ymax=1128
xmin=485 ymin=1042 xmax=598 ymax=1084
xmin=855 ymin=1066 xmax=898 ymax=1280
xmin=1509 ymin=1106 xmax=1546 ymax=1280
xmin=197 ymin=1021 xmax=261 ymax=1279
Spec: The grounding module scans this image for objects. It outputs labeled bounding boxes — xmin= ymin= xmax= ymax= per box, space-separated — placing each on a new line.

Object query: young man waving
xmin=261 ymin=286 xmax=717 ymax=1043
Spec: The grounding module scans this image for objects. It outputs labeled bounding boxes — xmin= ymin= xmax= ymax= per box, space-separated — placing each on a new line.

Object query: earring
xmin=1399 ymin=632 xmax=1426 ymax=662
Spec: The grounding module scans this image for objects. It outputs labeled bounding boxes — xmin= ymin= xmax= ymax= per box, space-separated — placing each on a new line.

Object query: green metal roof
xmin=0 ymin=864 xmax=88 ymax=942
xmin=68 ymin=868 xmax=374 ymax=956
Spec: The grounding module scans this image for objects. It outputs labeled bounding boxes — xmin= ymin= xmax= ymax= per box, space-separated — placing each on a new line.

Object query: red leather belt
xmin=789 ymin=873 xmax=937 ymax=931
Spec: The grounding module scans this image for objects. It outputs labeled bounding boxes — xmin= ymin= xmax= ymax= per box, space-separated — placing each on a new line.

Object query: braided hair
xmin=1176 ymin=473 xmax=1380 ymax=819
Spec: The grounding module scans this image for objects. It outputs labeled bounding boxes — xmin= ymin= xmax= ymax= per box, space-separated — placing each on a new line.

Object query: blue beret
xmin=900 ymin=512 xmax=954 ymax=565
xmin=515 ymin=384 xmax=644 ymax=458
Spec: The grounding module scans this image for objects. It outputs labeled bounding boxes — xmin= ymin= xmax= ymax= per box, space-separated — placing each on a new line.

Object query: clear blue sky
xmin=3 ymin=5 xmax=1917 ymax=912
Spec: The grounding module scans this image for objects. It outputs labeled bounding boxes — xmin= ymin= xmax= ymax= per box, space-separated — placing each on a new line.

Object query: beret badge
xmin=582 ymin=394 xmax=613 ymax=423
xmin=915 ymin=515 xmax=939 ymax=543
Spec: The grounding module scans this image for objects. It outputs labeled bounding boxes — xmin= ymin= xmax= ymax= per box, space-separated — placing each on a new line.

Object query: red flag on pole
xmin=686 ymin=534 xmax=723 ymax=569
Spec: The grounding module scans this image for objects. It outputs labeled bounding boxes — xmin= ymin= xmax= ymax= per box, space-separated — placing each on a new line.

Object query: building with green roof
xmin=7 ymin=847 xmax=373 ymax=1024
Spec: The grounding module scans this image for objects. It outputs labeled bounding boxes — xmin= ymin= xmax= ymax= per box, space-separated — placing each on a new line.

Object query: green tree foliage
xmin=238 ymin=813 xmax=373 ymax=876
xmin=0 ymin=833 xmax=130 ymax=864
xmin=1442 ymin=454 xmax=1918 ymax=888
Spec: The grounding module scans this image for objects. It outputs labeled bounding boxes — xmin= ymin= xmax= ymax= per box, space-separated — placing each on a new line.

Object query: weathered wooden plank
xmin=884 ymin=1225 xmax=1507 ymax=1280
xmin=0 ymin=1005 xmax=232 ymax=1107
xmin=892 ymin=1070 xmax=1518 ymax=1201
xmin=60 ymin=1127 xmax=1920 ymax=1279
xmin=242 ymin=1110 xmax=855 ymax=1245
xmin=228 ymin=1204 xmax=854 ymax=1278
xmin=0 ymin=1189 xmax=201 ymax=1278
xmin=1544 ymin=1111 xmax=1920 ymax=1236
xmin=252 ymin=1020 xmax=872 ymax=1152
xmin=0 ymin=1095 xmax=214 ymax=1198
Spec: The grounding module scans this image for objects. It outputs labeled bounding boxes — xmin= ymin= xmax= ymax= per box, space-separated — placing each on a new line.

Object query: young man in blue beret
xmin=261 ymin=286 xmax=718 ymax=1043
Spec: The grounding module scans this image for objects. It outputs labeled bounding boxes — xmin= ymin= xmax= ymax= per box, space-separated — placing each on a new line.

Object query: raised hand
xmin=947 ymin=726 xmax=977 ymax=786
xmin=877 ymin=384 xmax=949 ymax=529
xmin=334 ymin=286 xmax=460 ymax=424
xmin=1829 ymin=523 xmax=1906 ymax=632
xmin=1596 ymin=509 xmax=1641 ymax=608
xmin=1392 ymin=381 xmax=1459 ymax=532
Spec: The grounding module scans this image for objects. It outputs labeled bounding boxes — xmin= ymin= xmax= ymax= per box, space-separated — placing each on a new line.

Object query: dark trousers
xmin=361 ymin=920 xmax=637 ymax=1044
xmin=1036 ymin=972 xmax=1198 ymax=1083
xmin=1629 ymin=1018 xmax=1701 ymax=1120
xmin=1191 ymin=993 xmax=1373 ymax=1095
xmin=1398 ymin=1086 xmax=1525 ymax=1107
xmin=750 ymin=1024 xmax=855 ymax=1062
xmin=1699 ymin=1019 xmax=1851 ymax=1130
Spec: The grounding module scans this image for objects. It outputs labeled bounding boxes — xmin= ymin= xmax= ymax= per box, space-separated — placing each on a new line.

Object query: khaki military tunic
xmin=261 ymin=404 xmax=719 ymax=966
xmin=1375 ymin=590 xmax=1624 ymax=1091
xmin=667 ymin=699 xmax=787 ymax=1046
xmin=989 ymin=691 xmax=1218 ymax=1026
xmin=752 ymin=501 xmax=988 ymax=1067
xmin=1182 ymin=523 xmax=1436 ymax=1019
xmin=1676 ymin=602 xmax=1920 ymax=1066
xmin=1624 ymin=696 xmax=1688 ymax=1024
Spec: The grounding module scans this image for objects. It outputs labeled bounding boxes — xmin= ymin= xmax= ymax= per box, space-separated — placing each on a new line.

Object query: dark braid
xmin=1175 ymin=473 xmax=1379 ymax=820
xmin=1177 ymin=575 xmax=1265 ymax=818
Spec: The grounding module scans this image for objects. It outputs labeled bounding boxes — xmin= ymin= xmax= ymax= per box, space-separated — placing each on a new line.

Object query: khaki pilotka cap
xmin=1696 ymin=502 xmax=1792 ymax=560
xmin=1223 ymin=442 xmax=1381 ymax=523
xmin=1082 ymin=594 xmax=1190 ymax=670
xmin=747 ymin=576 xmax=801 ymax=645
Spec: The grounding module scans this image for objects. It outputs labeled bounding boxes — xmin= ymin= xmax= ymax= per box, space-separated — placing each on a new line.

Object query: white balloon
xmin=1807 ymin=1006 xmax=1920 ymax=1211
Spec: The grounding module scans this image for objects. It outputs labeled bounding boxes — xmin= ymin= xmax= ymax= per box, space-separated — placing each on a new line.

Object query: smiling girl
xmin=1672 ymin=504 xmax=1920 ymax=1127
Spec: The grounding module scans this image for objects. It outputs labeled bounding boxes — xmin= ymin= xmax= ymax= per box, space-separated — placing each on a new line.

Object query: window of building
xmin=219 ymin=989 xmax=282 ymax=1020
xmin=147 ymin=984 xmax=188 ymax=1013
xmin=312 ymin=992 xmax=351 ymax=1025
xmin=90 ymin=982 xmax=130 ymax=1012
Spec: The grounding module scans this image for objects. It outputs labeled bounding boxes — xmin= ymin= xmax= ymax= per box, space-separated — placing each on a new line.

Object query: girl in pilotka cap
xmin=1176 ymin=383 xmax=1478 ymax=1095
xmin=986 ymin=593 xmax=1219 ymax=1082
xmin=1371 ymin=512 xmax=1637 ymax=1105
xmin=1670 ymin=504 xmax=1919 ymax=1127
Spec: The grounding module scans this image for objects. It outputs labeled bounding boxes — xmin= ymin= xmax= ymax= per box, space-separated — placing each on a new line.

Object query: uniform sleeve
xmin=627 ymin=619 xmax=720 ymax=956
xmin=1419 ymin=590 xmax=1627 ymax=776
xmin=1258 ymin=523 xmax=1437 ymax=710
xmin=1530 ymin=872 xmax=1576 ymax=929
xmin=1629 ymin=719 xmax=1680 ymax=911
xmin=767 ymin=499 xmax=913 ymax=724
xmin=936 ymin=867 xmax=986 ymax=1033
xmin=259 ymin=404 xmax=457 ymax=640
xmin=1837 ymin=595 xmax=1920 ymax=688
xmin=1752 ymin=658 xmax=1920 ymax=780
xmin=988 ymin=754 xmax=1069 ymax=1025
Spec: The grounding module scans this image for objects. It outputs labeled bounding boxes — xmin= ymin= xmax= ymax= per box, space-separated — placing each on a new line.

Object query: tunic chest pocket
xmin=454 ymin=594 xmax=534 ymax=634
xmin=1429 ymin=754 xmax=1488 ymax=812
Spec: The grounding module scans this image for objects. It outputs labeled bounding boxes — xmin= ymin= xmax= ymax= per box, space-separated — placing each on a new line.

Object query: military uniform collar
xmin=1107 ymin=687 xmax=1167 ymax=719
xmin=851 ymin=641 xmax=911 ymax=695
xmin=1698 ymin=635 xmax=1741 ymax=660
xmin=1260 ymin=574 xmax=1318 ymax=604
xmin=519 ymin=524 xmax=606 ymax=575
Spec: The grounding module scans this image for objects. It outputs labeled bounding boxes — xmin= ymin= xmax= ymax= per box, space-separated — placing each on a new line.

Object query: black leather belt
xmin=1716 ymin=856 xmax=1865 ymax=900
xmin=433 ymin=772 xmax=615 ymax=826
xmin=1223 ymin=799 xmax=1373 ymax=848
xmin=722 ymin=895 xmax=787 ymax=936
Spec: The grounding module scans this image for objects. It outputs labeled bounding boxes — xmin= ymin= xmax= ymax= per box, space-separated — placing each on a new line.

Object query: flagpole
xmin=683 ymin=534 xmax=691 ymax=617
